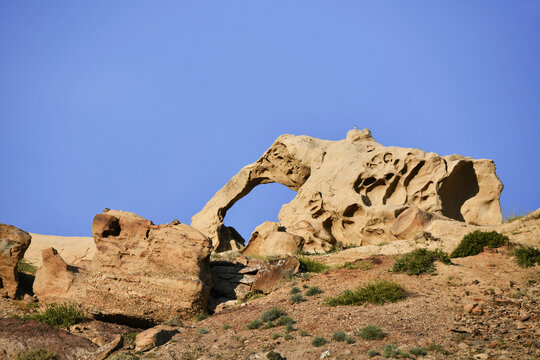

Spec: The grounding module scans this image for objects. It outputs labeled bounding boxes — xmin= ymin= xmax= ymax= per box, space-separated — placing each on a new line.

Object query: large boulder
xmin=242 ymin=222 xmax=303 ymax=257
xmin=0 ymin=224 xmax=31 ymax=298
xmin=86 ymin=210 xmax=213 ymax=325
xmin=33 ymin=247 xmax=86 ymax=303
xmin=191 ymin=129 xmax=503 ymax=252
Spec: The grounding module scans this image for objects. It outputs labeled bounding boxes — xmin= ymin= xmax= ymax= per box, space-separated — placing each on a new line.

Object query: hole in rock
xmin=439 ymin=162 xmax=479 ymax=222
xmin=224 ymin=183 xmax=297 ymax=242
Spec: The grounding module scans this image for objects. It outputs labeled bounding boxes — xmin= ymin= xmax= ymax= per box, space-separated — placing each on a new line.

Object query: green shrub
xmin=392 ymin=248 xmax=451 ymax=275
xmin=124 ymin=332 xmax=139 ymax=346
xmin=450 ymin=231 xmax=509 ymax=258
xmin=409 ymin=347 xmax=427 ymax=356
xmin=261 ymin=307 xmax=287 ymax=322
xmin=162 ymin=316 xmax=183 ymax=327
xmin=24 ymin=302 xmax=85 ymax=328
xmin=312 ymin=336 xmax=327 ymax=347
xmin=17 ymin=349 xmax=59 ymax=360
xmin=266 ymin=351 xmax=284 ymax=360
xmin=247 ymin=319 xmax=263 ymax=329
xmin=241 ymin=291 xmax=265 ymax=303
xmin=197 ymin=327 xmax=209 ymax=334
xmin=284 ymin=333 xmax=293 ymax=340
xmin=17 ymin=259 xmax=38 ymax=274
xmin=332 ymin=330 xmax=347 ymax=342
xmin=300 ymin=330 xmax=309 ymax=336
xmin=305 ymin=286 xmax=323 ymax=296
xmin=325 ymin=279 xmax=405 ymax=306
xmin=426 ymin=344 xmax=450 ymax=355
xmin=302 ymin=284 xmax=309 ymax=289
xmin=289 ymin=287 xmax=301 ymax=294
xmin=345 ymin=336 xmax=355 ymax=344
xmin=272 ymin=333 xmax=282 ymax=340
xmin=194 ymin=312 xmax=209 ymax=322
xmin=276 ymin=315 xmax=295 ymax=326
xmin=514 ymin=246 xmax=540 ymax=268
xmin=264 ymin=321 xmax=275 ymax=329
xmin=381 ymin=344 xmax=400 ymax=358
xmin=291 ymin=294 xmax=306 ymax=304
xmin=358 ymin=324 xmax=386 ymax=340
xmin=505 ymin=209 xmax=527 ymax=223
xmin=285 ymin=323 xmax=295 ymax=333
xmin=223 ymin=323 xmax=231 ymax=330
xmin=367 ymin=350 xmax=380 ymax=358
xmin=298 ymin=257 xmax=330 ymax=273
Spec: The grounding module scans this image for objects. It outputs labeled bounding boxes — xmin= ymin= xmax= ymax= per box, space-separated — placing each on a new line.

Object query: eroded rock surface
xmin=86 ymin=210 xmax=213 ymax=325
xmin=0 ymin=224 xmax=31 ymax=298
xmin=192 ymin=129 xmax=503 ymax=252
xmin=242 ymin=222 xmax=303 ymax=257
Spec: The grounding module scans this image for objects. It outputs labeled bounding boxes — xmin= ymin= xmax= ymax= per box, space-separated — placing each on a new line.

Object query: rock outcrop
xmin=251 ymin=257 xmax=300 ymax=294
xmin=33 ymin=247 xmax=85 ymax=303
xmin=192 ymin=129 xmax=503 ymax=252
xmin=242 ymin=222 xmax=303 ymax=257
xmin=86 ymin=210 xmax=213 ymax=325
xmin=0 ymin=224 xmax=31 ymax=298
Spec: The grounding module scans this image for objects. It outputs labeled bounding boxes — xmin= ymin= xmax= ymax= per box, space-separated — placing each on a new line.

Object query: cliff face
xmin=192 ymin=129 xmax=503 ymax=252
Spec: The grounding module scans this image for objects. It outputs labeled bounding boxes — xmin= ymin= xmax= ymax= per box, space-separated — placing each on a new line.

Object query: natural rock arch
xmin=191 ymin=129 xmax=503 ymax=252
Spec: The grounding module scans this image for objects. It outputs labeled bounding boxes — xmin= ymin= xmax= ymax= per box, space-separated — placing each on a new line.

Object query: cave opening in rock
xmin=223 ymin=183 xmax=297 ymax=243
xmin=439 ymin=162 xmax=479 ymax=221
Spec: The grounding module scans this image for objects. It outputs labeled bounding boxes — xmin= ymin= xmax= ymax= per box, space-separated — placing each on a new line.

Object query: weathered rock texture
xmin=251 ymin=257 xmax=300 ymax=294
xmin=192 ymin=129 xmax=503 ymax=252
xmin=86 ymin=210 xmax=213 ymax=325
xmin=33 ymin=247 xmax=86 ymax=303
xmin=242 ymin=221 xmax=303 ymax=257
xmin=0 ymin=224 xmax=31 ymax=298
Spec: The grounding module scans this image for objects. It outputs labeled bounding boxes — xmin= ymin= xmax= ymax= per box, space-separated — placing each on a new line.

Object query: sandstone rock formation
xmin=33 ymin=247 xmax=86 ymax=303
xmin=242 ymin=221 xmax=303 ymax=257
xmin=25 ymin=233 xmax=96 ymax=268
xmin=86 ymin=210 xmax=213 ymax=325
xmin=251 ymin=257 xmax=300 ymax=294
xmin=0 ymin=224 xmax=31 ymax=298
xmin=192 ymin=129 xmax=503 ymax=252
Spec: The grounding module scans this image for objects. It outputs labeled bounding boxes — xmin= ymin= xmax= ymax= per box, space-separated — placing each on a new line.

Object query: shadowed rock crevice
xmin=439 ymin=161 xmax=479 ymax=222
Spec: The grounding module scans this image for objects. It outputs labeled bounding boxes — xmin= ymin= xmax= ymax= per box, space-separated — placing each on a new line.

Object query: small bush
xmin=358 ymin=324 xmax=386 ymax=340
xmin=241 ymin=291 xmax=265 ymax=303
xmin=162 ymin=316 xmax=183 ymax=327
xmin=381 ymin=344 xmax=400 ymax=358
xmin=325 ymin=279 xmax=405 ymax=306
xmin=345 ymin=336 xmax=355 ymax=344
xmin=124 ymin=332 xmax=139 ymax=346
xmin=24 ymin=302 xmax=85 ymax=328
xmin=409 ymin=347 xmax=427 ymax=356
xmin=298 ymin=257 xmax=330 ymax=273
xmin=17 ymin=259 xmax=38 ymax=274
xmin=367 ymin=350 xmax=379 ymax=358
xmin=17 ymin=349 xmax=59 ymax=360
xmin=289 ymin=287 xmax=301 ymax=294
xmin=247 ymin=319 xmax=263 ymax=329
xmin=264 ymin=321 xmax=275 ymax=329
xmin=514 ymin=246 xmax=540 ymax=268
xmin=284 ymin=333 xmax=293 ymax=340
xmin=341 ymin=260 xmax=372 ymax=271
xmin=223 ymin=323 xmax=231 ymax=330
xmin=272 ymin=333 xmax=282 ymax=340
xmin=332 ymin=330 xmax=347 ymax=342
xmin=392 ymin=248 xmax=451 ymax=275
xmin=261 ymin=307 xmax=287 ymax=322
xmin=312 ymin=336 xmax=327 ymax=347
xmin=197 ymin=327 xmax=209 ymax=334
xmin=266 ymin=351 xmax=284 ymax=360
xmin=300 ymin=330 xmax=309 ymax=336
xmin=426 ymin=344 xmax=450 ymax=355
xmin=302 ymin=284 xmax=309 ymax=289
xmin=285 ymin=323 xmax=295 ymax=333
xmin=450 ymin=231 xmax=509 ymax=258
xmin=276 ymin=315 xmax=295 ymax=326
xmin=305 ymin=286 xmax=323 ymax=296
xmin=291 ymin=294 xmax=306 ymax=304
xmin=194 ymin=312 xmax=209 ymax=322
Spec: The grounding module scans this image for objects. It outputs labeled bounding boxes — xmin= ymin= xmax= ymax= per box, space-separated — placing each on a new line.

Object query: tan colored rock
xmin=0 ymin=224 xmax=31 ymax=298
xmin=33 ymin=247 xmax=85 ymax=303
xmin=242 ymin=222 xmax=303 ymax=257
xmin=192 ymin=129 xmax=503 ymax=252
xmin=252 ymin=257 xmax=300 ymax=294
xmin=135 ymin=325 xmax=179 ymax=352
xmin=25 ymin=233 xmax=96 ymax=268
xmin=391 ymin=206 xmax=434 ymax=240
xmin=86 ymin=210 xmax=213 ymax=325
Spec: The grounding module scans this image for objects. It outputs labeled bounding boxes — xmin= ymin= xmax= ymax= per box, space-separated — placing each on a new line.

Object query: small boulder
xmin=391 ymin=206 xmax=433 ymax=240
xmin=135 ymin=325 xmax=179 ymax=352
xmin=243 ymin=222 xmax=303 ymax=257
xmin=0 ymin=224 xmax=31 ymax=298
xmin=252 ymin=257 xmax=300 ymax=294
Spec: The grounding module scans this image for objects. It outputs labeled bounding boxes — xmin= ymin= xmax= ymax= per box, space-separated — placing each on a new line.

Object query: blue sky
xmin=1 ymin=1 xmax=539 ymax=238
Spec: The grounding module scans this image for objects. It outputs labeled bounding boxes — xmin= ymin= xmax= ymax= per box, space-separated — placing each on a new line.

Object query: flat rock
xmin=135 ymin=325 xmax=179 ymax=352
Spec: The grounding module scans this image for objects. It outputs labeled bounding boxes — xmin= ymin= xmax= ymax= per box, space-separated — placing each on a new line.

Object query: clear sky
xmin=1 ymin=1 xmax=539 ymax=239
